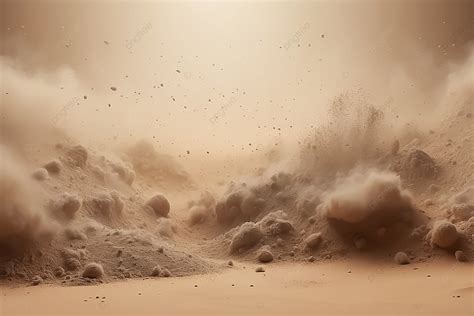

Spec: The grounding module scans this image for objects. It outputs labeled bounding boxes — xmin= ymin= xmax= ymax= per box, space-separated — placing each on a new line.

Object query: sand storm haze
xmin=0 ymin=0 xmax=473 ymax=315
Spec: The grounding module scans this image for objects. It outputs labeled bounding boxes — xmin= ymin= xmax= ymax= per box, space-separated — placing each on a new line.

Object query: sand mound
xmin=0 ymin=147 xmax=56 ymax=255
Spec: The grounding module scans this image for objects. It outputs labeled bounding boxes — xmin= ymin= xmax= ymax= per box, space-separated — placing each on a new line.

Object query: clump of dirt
xmin=429 ymin=221 xmax=459 ymax=249
xmin=51 ymin=193 xmax=82 ymax=221
xmin=146 ymin=194 xmax=170 ymax=217
xmin=66 ymin=145 xmax=88 ymax=168
xmin=82 ymin=262 xmax=104 ymax=279
xmin=229 ymin=222 xmax=264 ymax=254
xmin=31 ymin=168 xmax=49 ymax=181
xmin=85 ymin=191 xmax=124 ymax=220
xmin=390 ymin=149 xmax=439 ymax=181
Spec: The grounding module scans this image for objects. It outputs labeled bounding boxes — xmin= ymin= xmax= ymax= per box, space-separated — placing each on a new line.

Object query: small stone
xmin=257 ymin=247 xmax=274 ymax=263
xmin=151 ymin=265 xmax=161 ymax=277
xmin=304 ymin=233 xmax=322 ymax=250
xmin=31 ymin=275 xmax=43 ymax=286
xmin=394 ymin=252 xmax=410 ymax=265
xmin=255 ymin=266 xmax=265 ymax=273
xmin=82 ymin=263 xmax=104 ymax=279
xmin=454 ymin=250 xmax=468 ymax=262
xmin=307 ymin=256 xmax=316 ymax=262
xmin=160 ymin=268 xmax=171 ymax=277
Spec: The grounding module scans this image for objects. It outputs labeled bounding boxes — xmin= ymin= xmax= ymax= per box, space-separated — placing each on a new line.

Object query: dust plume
xmin=0 ymin=146 xmax=57 ymax=255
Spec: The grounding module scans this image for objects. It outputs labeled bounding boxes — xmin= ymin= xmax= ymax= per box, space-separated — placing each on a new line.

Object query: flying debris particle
xmin=176 ymin=69 xmax=181 ymax=73
xmin=83 ymin=95 xmax=87 ymax=100
xmin=321 ymin=34 xmax=325 ymax=38
xmin=110 ymin=87 xmax=117 ymax=91
xmin=104 ymin=40 xmax=109 ymax=45
xmin=186 ymin=150 xmax=190 ymax=155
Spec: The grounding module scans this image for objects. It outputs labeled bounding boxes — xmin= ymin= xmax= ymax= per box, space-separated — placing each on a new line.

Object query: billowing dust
xmin=0 ymin=1 xmax=473 ymax=285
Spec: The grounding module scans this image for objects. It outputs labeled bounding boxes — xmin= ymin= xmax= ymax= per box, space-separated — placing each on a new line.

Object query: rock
xmin=31 ymin=275 xmax=43 ymax=286
xmin=257 ymin=246 xmax=274 ymax=263
xmin=264 ymin=219 xmax=294 ymax=236
xmin=398 ymin=149 xmax=438 ymax=179
xmin=227 ymin=260 xmax=233 ymax=267
xmin=32 ymin=168 xmax=49 ymax=181
xmin=44 ymin=160 xmax=62 ymax=174
xmin=160 ymin=268 xmax=171 ymax=277
xmin=82 ymin=263 xmax=104 ymax=279
xmin=259 ymin=211 xmax=293 ymax=236
xmin=454 ymin=250 xmax=468 ymax=262
xmin=304 ymin=233 xmax=322 ymax=250
xmin=53 ymin=267 xmax=66 ymax=278
xmin=230 ymin=222 xmax=263 ymax=253
xmin=151 ymin=265 xmax=162 ymax=276
xmin=431 ymin=221 xmax=458 ymax=248
xmin=307 ymin=256 xmax=316 ymax=262
xmin=394 ymin=252 xmax=410 ymax=265
xmin=255 ymin=266 xmax=265 ymax=273
xmin=146 ymin=194 xmax=171 ymax=217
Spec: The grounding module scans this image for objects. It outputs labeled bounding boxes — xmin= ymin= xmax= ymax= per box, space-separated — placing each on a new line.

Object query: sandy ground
xmin=1 ymin=260 xmax=472 ymax=316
